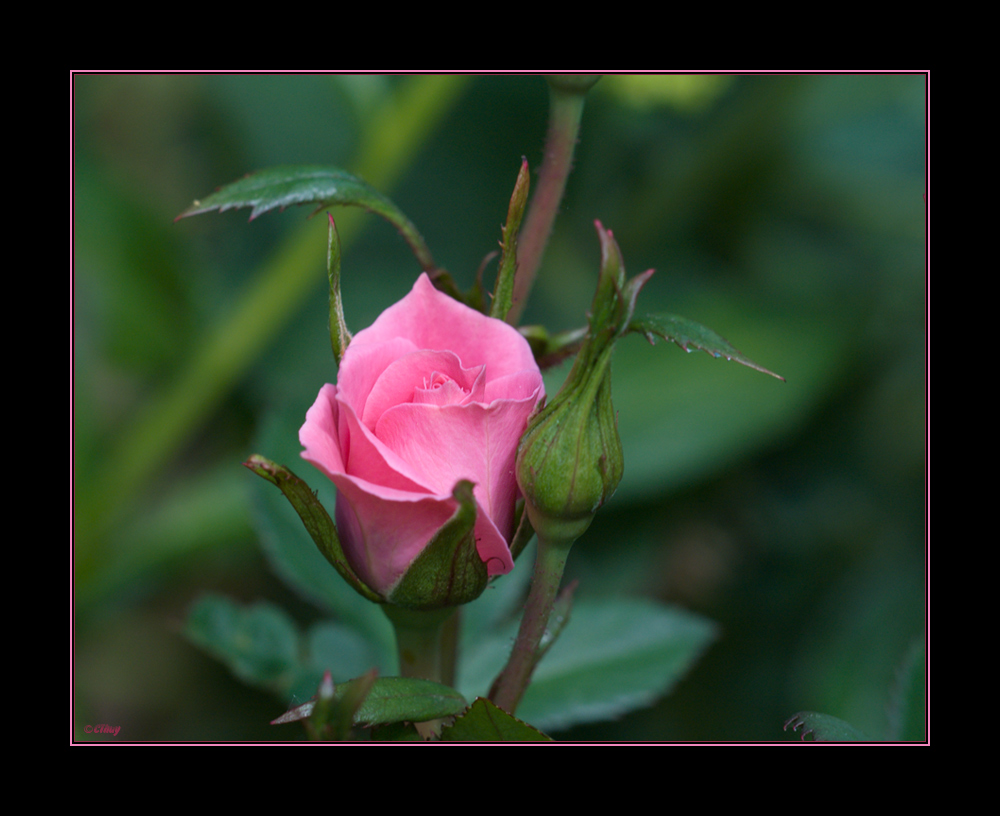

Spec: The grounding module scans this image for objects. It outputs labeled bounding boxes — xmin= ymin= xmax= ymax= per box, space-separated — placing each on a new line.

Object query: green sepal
xmin=784 ymin=711 xmax=873 ymax=742
xmin=176 ymin=164 xmax=436 ymax=273
xmin=326 ymin=214 xmax=351 ymax=366
xmin=387 ymin=480 xmax=488 ymax=610
xmin=243 ymin=454 xmax=381 ymax=604
xmin=440 ymin=698 xmax=552 ymax=742
xmin=492 ymin=158 xmax=530 ymax=322
xmin=629 ymin=312 xmax=785 ymax=380
xmin=591 ymin=220 xmax=627 ymax=335
xmin=272 ymin=676 xmax=467 ymax=729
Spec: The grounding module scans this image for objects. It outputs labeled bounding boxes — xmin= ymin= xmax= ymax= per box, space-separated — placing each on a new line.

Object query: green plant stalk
xmin=489 ymin=531 xmax=574 ymax=716
xmin=77 ymin=75 xmax=469 ymax=572
xmin=508 ymin=79 xmax=594 ymax=325
xmin=383 ymin=605 xmax=458 ymax=738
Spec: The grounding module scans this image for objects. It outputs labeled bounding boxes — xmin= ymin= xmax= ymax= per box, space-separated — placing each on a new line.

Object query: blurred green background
xmin=73 ymin=73 xmax=926 ymax=741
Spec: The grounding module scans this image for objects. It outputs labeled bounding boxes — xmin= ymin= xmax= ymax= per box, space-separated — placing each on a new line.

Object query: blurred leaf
xmin=185 ymin=594 xmax=304 ymax=696
xmin=783 ymin=711 xmax=872 ymax=742
xmin=459 ymin=597 xmax=717 ymax=733
xmin=186 ymin=594 xmax=395 ymax=711
xmin=613 ymin=304 xmax=844 ymax=502
xmin=520 ymin=599 xmax=717 ymax=731
xmin=888 ymin=638 xmax=926 ymax=741
xmin=441 ymin=698 xmax=552 ymax=741
xmin=630 ymin=312 xmax=784 ymax=380
xmin=306 ymin=621 xmax=387 ymax=685
xmin=78 ymin=462 xmax=251 ymax=609
xmin=790 ymin=554 xmax=925 ymax=741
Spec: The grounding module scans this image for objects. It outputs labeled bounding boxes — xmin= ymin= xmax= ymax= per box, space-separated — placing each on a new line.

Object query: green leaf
xmin=185 ymin=594 xmax=393 ymax=710
xmin=243 ymin=454 xmax=381 ymax=604
xmin=357 ymin=678 xmax=468 ymax=726
xmin=459 ymin=597 xmax=717 ymax=732
xmin=784 ymin=711 xmax=873 ymax=742
xmin=611 ymin=306 xmax=838 ymax=502
xmin=440 ymin=698 xmax=552 ymax=741
xmin=630 ymin=312 xmax=784 ymax=380
xmin=520 ymin=599 xmax=717 ymax=731
xmin=177 ymin=164 xmax=386 ymax=220
xmin=185 ymin=594 xmax=303 ymax=696
xmin=273 ymin=677 xmax=468 ymax=728
xmin=177 ymin=164 xmax=435 ymax=271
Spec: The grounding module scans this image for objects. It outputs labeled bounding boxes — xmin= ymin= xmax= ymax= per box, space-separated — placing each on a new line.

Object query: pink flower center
xmin=415 ymin=370 xmax=472 ymax=407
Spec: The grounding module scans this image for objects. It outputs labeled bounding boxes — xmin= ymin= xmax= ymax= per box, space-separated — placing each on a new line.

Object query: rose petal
xmin=331 ymin=480 xmax=461 ymax=592
xmin=484 ymin=368 xmax=552 ymax=404
xmin=375 ymin=392 xmax=541 ymax=540
xmin=351 ymin=275 xmax=538 ymax=383
xmin=298 ymin=384 xmax=346 ymax=479
xmin=337 ymin=398 xmax=433 ymax=494
xmin=330 ymin=475 xmax=513 ymax=591
xmin=361 ymin=349 xmax=485 ymax=429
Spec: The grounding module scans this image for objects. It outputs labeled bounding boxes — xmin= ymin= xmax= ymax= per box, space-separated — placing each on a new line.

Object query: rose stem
xmin=489 ymin=531 xmax=574 ymax=716
xmin=382 ymin=606 xmax=457 ymax=738
xmin=507 ymin=76 xmax=600 ymax=325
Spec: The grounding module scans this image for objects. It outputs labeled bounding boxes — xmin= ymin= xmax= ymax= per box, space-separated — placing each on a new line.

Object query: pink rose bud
xmin=299 ymin=273 xmax=545 ymax=604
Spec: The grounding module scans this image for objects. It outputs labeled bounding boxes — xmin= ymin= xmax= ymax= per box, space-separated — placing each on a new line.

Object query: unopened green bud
xmin=516 ymin=343 xmax=623 ymax=543
xmin=516 ymin=221 xmax=649 ymax=544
